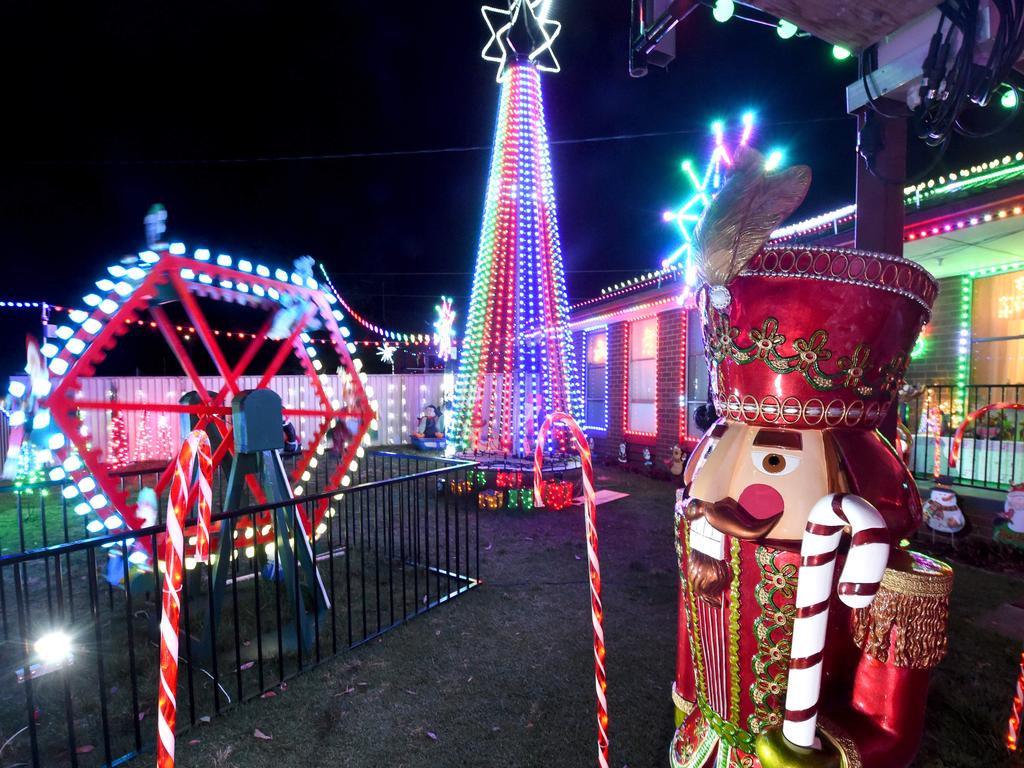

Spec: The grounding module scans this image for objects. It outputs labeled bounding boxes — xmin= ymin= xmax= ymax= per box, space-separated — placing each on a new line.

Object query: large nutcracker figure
xmin=672 ymin=148 xmax=953 ymax=768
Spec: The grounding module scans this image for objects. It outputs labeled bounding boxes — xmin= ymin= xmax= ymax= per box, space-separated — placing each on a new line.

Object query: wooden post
xmin=854 ymin=105 xmax=907 ymax=255
xmin=854 ymin=103 xmax=907 ymax=444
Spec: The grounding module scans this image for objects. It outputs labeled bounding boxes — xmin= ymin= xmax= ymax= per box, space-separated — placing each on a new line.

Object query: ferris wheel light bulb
xmin=238 ymin=259 xmax=253 ymax=272
xmin=216 ymin=254 xmax=232 ymax=267
xmin=169 ymin=242 xmax=186 ymax=255
xmin=194 ymin=249 xmax=211 ymax=261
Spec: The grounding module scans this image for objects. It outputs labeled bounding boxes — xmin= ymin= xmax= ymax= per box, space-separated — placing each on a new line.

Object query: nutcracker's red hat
xmin=699 ymin=245 xmax=937 ymax=429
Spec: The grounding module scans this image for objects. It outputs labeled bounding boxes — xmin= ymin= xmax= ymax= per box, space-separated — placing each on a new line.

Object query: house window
xmin=972 ymin=271 xmax=1024 ymax=384
xmin=627 ymin=316 xmax=658 ymax=434
xmin=583 ymin=328 xmax=608 ymax=429
xmin=685 ymin=308 xmax=710 ymax=437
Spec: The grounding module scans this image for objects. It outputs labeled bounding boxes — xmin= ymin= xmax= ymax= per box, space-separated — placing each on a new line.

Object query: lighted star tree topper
xmin=450 ymin=0 xmax=576 ymax=456
xmin=661 ymin=112 xmax=757 ymax=274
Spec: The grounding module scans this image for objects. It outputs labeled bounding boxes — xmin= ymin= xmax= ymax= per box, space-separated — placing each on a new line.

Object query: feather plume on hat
xmin=694 ymin=146 xmax=811 ymax=309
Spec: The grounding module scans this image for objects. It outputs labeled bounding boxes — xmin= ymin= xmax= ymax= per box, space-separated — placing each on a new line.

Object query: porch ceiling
xmin=905 ymin=214 xmax=1024 ymax=279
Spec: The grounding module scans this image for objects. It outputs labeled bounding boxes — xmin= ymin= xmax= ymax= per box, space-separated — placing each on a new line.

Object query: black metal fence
xmin=0 ymin=452 xmax=479 ymax=767
xmin=0 ymin=449 xmax=426 ymax=556
xmin=902 ymin=384 xmax=1024 ymax=489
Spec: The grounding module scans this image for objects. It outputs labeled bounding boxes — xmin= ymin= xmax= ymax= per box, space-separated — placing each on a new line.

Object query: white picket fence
xmin=27 ymin=373 xmax=447 ymax=466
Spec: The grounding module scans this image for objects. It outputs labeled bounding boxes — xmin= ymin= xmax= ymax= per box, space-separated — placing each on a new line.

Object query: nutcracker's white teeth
xmin=690 ymin=516 xmax=725 ymax=560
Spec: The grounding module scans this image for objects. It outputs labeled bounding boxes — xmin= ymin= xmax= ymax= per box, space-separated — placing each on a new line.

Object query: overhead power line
xmin=23 ymin=116 xmax=850 ymax=168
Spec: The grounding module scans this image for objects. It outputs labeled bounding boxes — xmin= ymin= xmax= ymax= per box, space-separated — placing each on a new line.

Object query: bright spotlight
xmin=35 ymin=631 xmax=73 ymax=663
xmin=17 ymin=630 xmax=74 ymax=682
xmin=765 ymin=150 xmax=784 ymax=171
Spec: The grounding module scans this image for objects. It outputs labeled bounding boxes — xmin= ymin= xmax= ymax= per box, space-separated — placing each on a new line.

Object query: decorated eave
xmin=569 ymin=148 xmax=1024 ymax=318
xmin=771 ymin=149 xmax=1024 ymax=279
xmin=570 ymin=267 xmax=692 ymax=329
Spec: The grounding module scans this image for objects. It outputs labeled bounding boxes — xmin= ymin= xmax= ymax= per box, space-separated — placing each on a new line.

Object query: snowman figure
xmin=617 ymin=442 xmax=627 ymax=465
xmin=923 ymin=481 xmax=966 ymax=534
xmin=995 ymin=483 xmax=1024 ymax=548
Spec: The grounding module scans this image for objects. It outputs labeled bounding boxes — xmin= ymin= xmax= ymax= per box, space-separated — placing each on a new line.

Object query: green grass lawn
xmin=133 ymin=468 xmax=1024 ymax=768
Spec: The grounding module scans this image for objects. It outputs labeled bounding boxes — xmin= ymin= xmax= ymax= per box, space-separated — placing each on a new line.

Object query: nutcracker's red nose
xmin=737 ymin=484 xmax=785 ymax=520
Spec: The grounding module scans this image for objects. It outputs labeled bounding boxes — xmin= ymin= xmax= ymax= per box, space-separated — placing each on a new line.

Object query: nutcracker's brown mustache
xmin=685 ymin=496 xmax=782 ymax=540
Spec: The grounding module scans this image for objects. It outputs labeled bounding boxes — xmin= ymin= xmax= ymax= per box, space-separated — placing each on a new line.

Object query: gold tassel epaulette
xmin=851 ymin=552 xmax=953 ymax=670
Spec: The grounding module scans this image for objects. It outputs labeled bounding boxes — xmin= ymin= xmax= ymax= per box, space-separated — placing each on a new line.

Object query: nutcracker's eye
xmin=751 ymin=450 xmax=800 ymax=476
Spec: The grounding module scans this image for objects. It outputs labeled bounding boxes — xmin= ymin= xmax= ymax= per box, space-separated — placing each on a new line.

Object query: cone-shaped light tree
xmin=450 ymin=0 xmax=577 ymax=455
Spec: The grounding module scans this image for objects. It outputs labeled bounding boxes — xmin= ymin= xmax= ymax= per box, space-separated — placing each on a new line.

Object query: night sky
xmin=1 ymin=2 xmax=1021 ymax=376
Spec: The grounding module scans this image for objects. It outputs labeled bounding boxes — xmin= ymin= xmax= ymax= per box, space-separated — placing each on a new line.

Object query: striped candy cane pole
xmin=782 ymin=493 xmax=889 ymax=749
xmin=1007 ymin=650 xmax=1024 ymax=751
xmin=157 ymin=430 xmax=213 ymax=768
xmin=534 ymin=413 xmax=608 ymax=768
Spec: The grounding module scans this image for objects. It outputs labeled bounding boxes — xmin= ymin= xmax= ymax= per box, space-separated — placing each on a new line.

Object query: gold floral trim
xmin=748 ymin=546 xmax=796 ymax=735
xmin=704 ymin=312 xmax=908 ymax=401
xmin=672 ymin=683 xmax=696 ymax=715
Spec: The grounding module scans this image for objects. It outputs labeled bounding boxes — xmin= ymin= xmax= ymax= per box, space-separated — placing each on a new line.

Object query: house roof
xmin=572 ymin=147 xmax=1024 ymax=320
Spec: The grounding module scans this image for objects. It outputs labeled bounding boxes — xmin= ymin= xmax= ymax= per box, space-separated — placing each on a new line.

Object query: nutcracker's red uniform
xmin=673 ymin=148 xmax=952 ymax=768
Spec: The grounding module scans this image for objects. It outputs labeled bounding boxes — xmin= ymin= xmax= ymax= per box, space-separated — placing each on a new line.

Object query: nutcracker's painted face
xmin=683 ymin=419 xmax=847 ymax=604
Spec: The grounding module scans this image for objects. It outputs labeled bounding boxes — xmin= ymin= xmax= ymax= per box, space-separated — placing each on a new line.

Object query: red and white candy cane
xmin=157 ymin=430 xmax=213 ymax=768
xmin=950 ymin=402 xmax=1024 ymax=468
xmin=782 ymin=493 xmax=889 ymax=749
xmin=533 ymin=413 xmax=608 ymax=768
xmin=1007 ymin=649 xmax=1024 ymax=751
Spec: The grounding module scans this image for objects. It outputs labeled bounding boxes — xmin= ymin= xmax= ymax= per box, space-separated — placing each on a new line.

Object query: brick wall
xmin=656 ymin=308 xmax=685 ymax=464
xmin=906 ymin=276 xmax=961 ymax=386
xmin=571 ymin=330 xmax=584 ymax=415
xmin=587 ymin=311 xmax=690 ymax=473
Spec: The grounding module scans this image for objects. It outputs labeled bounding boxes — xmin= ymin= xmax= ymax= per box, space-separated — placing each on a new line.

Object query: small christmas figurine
xmin=411 ymin=404 xmax=447 ymax=450
xmin=923 ymin=480 xmax=966 ymax=535
xmin=282 ymin=417 xmax=300 ymax=455
xmin=672 ymin=147 xmax=951 ymax=768
xmin=618 ymin=442 xmax=627 ymax=465
xmin=666 ymin=445 xmax=686 ymax=485
xmin=995 ymin=483 xmax=1024 ymax=549
xmin=643 ymin=447 xmax=654 ymax=470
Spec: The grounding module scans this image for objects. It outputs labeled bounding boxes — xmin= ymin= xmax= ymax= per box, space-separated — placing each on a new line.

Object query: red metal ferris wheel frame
xmin=43 ymin=249 xmax=375 ymax=541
